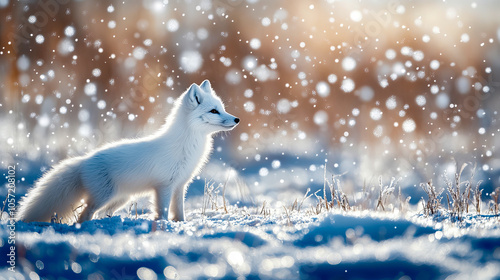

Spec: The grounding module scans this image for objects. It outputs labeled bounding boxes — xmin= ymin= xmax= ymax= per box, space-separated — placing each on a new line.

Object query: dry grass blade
xmin=420 ymin=180 xmax=442 ymax=216
xmin=376 ymin=176 xmax=398 ymax=211
xmin=473 ymin=181 xmax=483 ymax=214
xmin=259 ymin=200 xmax=268 ymax=216
xmin=489 ymin=187 xmax=500 ymax=215
xmin=442 ymin=163 xmax=485 ymax=220
xmin=222 ymin=173 xmax=230 ymax=214
xmin=323 ymin=163 xmax=329 ymax=211
xmin=282 ymin=205 xmax=292 ymax=226
xmin=298 ymin=188 xmax=313 ymax=212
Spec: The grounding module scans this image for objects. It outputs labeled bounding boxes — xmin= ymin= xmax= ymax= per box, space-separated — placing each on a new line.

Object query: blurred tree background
xmin=1 ymin=0 xmax=499 ymax=192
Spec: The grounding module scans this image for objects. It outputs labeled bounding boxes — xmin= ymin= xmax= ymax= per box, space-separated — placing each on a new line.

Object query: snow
xmin=92 ymin=68 xmax=102 ymax=77
xmin=242 ymin=55 xmax=257 ymax=70
xmin=133 ymin=47 xmax=148 ymax=60
xmin=313 ymin=110 xmax=328 ymax=126
xmin=436 ymin=93 xmax=450 ymax=109
xmin=340 ymin=78 xmax=355 ymax=93
xmin=36 ymin=115 xmax=50 ymax=127
xmin=261 ymin=17 xmax=271 ymax=27
xmin=108 ymin=21 xmax=116 ymax=29
xmin=166 ymin=19 xmax=179 ymax=32
xmin=430 ymin=60 xmax=441 ymax=70
xmin=349 ymin=10 xmax=363 ymax=22
xmin=84 ymin=83 xmax=97 ymax=96
xmin=16 ymin=56 xmax=29 ymax=71
xmin=249 ymin=38 xmax=261 ymax=50
xmin=2 ymin=209 xmax=499 ymax=279
xmin=412 ymin=50 xmax=424 ymax=61
xmin=415 ymin=95 xmax=426 ymax=107
xmin=402 ymin=118 xmax=416 ymax=133
xmin=34 ymin=35 xmax=44 ymax=44
xmin=315 ymin=81 xmax=330 ymax=98
xmin=276 ymin=99 xmax=291 ymax=114
xmin=225 ymin=69 xmax=242 ymax=84
xmin=64 ymin=26 xmax=75 ymax=37
xmin=57 ymin=39 xmax=74 ymax=55
xmin=327 ymin=74 xmax=337 ymax=84
xmin=179 ymin=51 xmax=203 ymax=73
xmin=197 ymin=28 xmax=209 ymax=40
xmin=97 ymin=100 xmax=106 ymax=110
xmin=386 ymin=95 xmax=397 ymax=109
xmin=385 ymin=49 xmax=396 ymax=60
xmin=243 ymin=101 xmax=255 ymax=112
xmin=370 ymin=108 xmax=383 ymax=121
xmin=341 ymin=57 xmax=356 ymax=71
xmin=358 ymin=86 xmax=374 ymax=102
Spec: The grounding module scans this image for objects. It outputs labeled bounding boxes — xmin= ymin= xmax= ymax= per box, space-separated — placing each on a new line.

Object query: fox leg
xmin=78 ymin=196 xmax=116 ymax=222
xmin=77 ymin=188 xmax=115 ymax=223
xmin=77 ymin=198 xmax=98 ymax=223
xmin=155 ymin=186 xmax=172 ymax=220
xmin=170 ymin=184 xmax=186 ymax=221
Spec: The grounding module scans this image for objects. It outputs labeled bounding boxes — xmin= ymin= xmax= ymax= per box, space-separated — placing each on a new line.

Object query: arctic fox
xmin=16 ymin=80 xmax=239 ymax=223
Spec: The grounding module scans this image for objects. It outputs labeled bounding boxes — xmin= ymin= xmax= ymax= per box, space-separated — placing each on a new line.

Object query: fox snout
xmin=222 ymin=115 xmax=240 ymax=129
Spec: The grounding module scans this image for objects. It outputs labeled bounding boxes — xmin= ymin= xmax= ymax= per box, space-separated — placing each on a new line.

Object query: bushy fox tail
xmin=16 ymin=157 xmax=87 ymax=224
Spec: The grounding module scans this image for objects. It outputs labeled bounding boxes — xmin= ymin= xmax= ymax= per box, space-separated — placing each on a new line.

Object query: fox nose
xmin=234 ymin=118 xmax=240 ymax=124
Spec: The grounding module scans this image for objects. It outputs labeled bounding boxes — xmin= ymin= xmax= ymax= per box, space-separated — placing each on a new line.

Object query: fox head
xmin=182 ymin=80 xmax=240 ymax=134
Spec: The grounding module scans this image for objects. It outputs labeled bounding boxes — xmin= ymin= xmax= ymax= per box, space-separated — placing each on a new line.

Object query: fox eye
xmin=209 ymin=109 xmax=220 ymax=114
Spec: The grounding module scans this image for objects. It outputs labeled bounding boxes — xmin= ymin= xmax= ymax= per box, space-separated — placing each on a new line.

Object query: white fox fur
xmin=16 ymin=80 xmax=239 ymax=223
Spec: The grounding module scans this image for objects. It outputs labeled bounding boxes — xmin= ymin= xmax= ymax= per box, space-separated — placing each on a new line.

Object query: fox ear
xmin=200 ymin=80 xmax=211 ymax=93
xmin=187 ymin=83 xmax=203 ymax=107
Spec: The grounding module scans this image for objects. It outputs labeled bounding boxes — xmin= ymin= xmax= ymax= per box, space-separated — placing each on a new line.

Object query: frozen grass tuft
xmin=5 ymin=163 xmax=497 ymax=227
xmin=273 ymin=162 xmax=497 ymax=226
xmin=489 ymin=187 xmax=500 ymax=215
xmin=202 ymin=179 xmax=229 ymax=215
xmin=415 ymin=163 xmax=498 ymax=222
xmin=420 ymin=180 xmax=442 ymax=216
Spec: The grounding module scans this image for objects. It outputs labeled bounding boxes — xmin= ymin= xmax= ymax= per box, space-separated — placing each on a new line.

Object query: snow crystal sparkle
xmin=316 ymin=81 xmax=330 ymax=97
xmin=370 ymin=108 xmax=383 ymax=121
xmin=341 ymin=78 xmax=355 ymax=93
xmin=314 ymin=110 xmax=328 ymax=125
xmin=167 ymin=19 xmax=179 ymax=32
xmin=402 ymin=118 xmax=416 ymax=133
xmin=180 ymin=51 xmax=203 ymax=73
xmin=342 ymin=57 xmax=357 ymax=71
xmin=249 ymin=38 xmax=261 ymax=49
xmin=64 ymin=26 xmax=75 ymax=37
xmin=35 ymin=34 xmax=44 ymax=44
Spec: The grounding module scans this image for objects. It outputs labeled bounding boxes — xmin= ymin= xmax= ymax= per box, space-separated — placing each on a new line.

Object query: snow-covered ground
xmin=1 ymin=0 xmax=500 ymax=278
xmin=1 ymin=203 xmax=500 ymax=279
